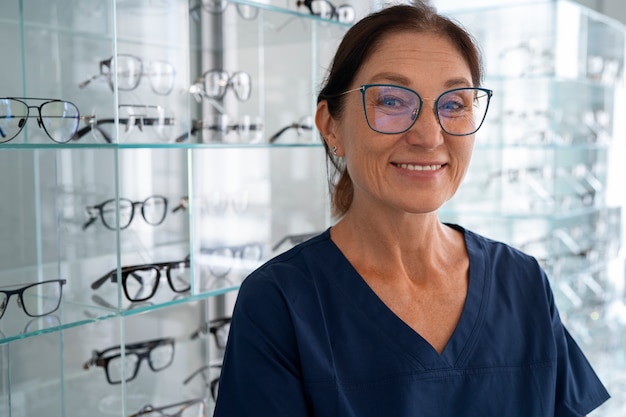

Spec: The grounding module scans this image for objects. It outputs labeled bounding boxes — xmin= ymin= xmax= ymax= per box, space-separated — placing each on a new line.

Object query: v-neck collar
xmin=323 ymin=225 xmax=488 ymax=370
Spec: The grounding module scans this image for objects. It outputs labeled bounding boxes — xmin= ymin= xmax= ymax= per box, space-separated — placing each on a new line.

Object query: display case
xmin=0 ymin=0 xmax=355 ymax=415
xmin=438 ymin=1 xmax=626 ymax=415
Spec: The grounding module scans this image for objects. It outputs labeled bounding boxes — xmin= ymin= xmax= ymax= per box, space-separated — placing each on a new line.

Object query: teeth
xmin=397 ymin=163 xmax=442 ymax=171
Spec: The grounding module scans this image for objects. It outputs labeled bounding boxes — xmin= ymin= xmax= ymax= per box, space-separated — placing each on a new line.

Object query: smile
xmin=395 ymin=163 xmax=443 ymax=171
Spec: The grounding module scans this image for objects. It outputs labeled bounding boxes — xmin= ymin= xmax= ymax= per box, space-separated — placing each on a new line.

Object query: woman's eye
xmin=378 ymin=96 xmax=405 ymax=108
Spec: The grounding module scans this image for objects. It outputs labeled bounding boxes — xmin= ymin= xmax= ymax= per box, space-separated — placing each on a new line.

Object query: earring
xmin=331 ymin=145 xmax=338 ymax=156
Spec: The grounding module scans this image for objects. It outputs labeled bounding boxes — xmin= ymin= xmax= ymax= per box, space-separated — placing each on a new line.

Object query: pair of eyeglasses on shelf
xmin=190 ymin=316 xmax=231 ymax=349
xmin=189 ymin=69 xmax=251 ymax=102
xmin=72 ymin=104 xmax=176 ymax=143
xmin=339 ymin=84 xmax=493 ymax=136
xmin=83 ymin=337 xmax=175 ymax=384
xmin=190 ymin=0 xmax=259 ymax=21
xmin=79 ymin=54 xmax=176 ymax=96
xmin=130 ymin=397 xmax=207 ymax=417
xmin=83 ymin=195 xmax=168 ymax=231
xmin=0 ymin=279 xmax=66 ymax=320
xmin=296 ymin=0 xmax=355 ymax=23
xmin=198 ymin=243 xmax=263 ymax=278
xmin=183 ymin=363 xmax=222 ymax=401
xmin=92 ymin=255 xmax=190 ymax=302
xmin=0 ymin=97 xmax=95 ymax=144
xmin=175 ymin=116 xmax=262 ymax=143
xmin=268 ymin=116 xmax=313 ymax=143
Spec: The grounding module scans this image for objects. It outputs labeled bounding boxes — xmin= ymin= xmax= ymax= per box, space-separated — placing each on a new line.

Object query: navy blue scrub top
xmin=214 ymin=226 xmax=610 ymax=417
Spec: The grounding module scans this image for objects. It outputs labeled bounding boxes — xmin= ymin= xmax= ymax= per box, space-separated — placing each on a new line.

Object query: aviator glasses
xmin=344 ymin=84 xmax=492 ymax=136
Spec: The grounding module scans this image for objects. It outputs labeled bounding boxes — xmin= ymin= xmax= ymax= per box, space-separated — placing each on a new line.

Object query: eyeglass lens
xmin=0 ymin=98 xmax=80 ymax=144
xmin=105 ymin=55 xmax=175 ymax=96
xmin=362 ymin=85 xmax=491 ymax=136
xmin=92 ymin=196 xmax=168 ymax=230
xmin=203 ymin=70 xmax=251 ymax=101
xmin=0 ymin=280 xmax=66 ymax=320
xmin=105 ymin=341 xmax=174 ymax=384
xmin=122 ymin=261 xmax=190 ymax=302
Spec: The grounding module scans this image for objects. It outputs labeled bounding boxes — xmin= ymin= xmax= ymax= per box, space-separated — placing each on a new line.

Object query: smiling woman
xmin=213 ymin=3 xmax=611 ymax=417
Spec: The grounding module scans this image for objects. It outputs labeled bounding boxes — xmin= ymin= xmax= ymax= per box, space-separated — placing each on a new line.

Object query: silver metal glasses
xmin=343 ymin=84 xmax=493 ymax=136
xmin=79 ymin=54 xmax=176 ymax=96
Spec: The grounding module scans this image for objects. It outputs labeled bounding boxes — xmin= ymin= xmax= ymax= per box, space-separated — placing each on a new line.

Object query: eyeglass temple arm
xmin=82 ymin=214 xmax=98 ymax=230
xmin=183 ymin=364 xmax=210 ymax=385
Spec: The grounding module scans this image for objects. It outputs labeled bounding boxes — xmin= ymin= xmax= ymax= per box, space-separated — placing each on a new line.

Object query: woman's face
xmin=323 ymin=31 xmax=477 ymax=217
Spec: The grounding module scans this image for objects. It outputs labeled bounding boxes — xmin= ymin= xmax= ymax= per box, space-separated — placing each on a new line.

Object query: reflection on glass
xmin=198 ymin=243 xmax=263 ymax=278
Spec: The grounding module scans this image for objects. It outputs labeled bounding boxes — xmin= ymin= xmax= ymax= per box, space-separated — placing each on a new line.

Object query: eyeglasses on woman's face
xmin=341 ymin=84 xmax=493 ymax=136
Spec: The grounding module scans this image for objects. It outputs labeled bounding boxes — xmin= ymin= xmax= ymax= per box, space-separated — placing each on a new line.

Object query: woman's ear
xmin=315 ymin=100 xmax=341 ymax=153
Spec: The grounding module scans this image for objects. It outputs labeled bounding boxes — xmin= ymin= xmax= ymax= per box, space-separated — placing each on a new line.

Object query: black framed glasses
xmin=0 ymin=279 xmax=66 ymax=320
xmin=268 ymin=116 xmax=313 ymax=143
xmin=91 ymin=256 xmax=191 ymax=302
xmin=79 ymin=54 xmax=176 ymax=96
xmin=190 ymin=0 xmax=259 ymax=21
xmin=0 ymin=97 xmax=94 ymax=144
xmin=199 ymin=243 xmax=263 ymax=278
xmin=296 ymin=0 xmax=355 ymax=23
xmin=190 ymin=69 xmax=251 ymax=102
xmin=190 ymin=316 xmax=231 ymax=348
xmin=183 ymin=363 xmax=222 ymax=401
xmin=83 ymin=337 xmax=175 ymax=384
xmin=83 ymin=195 xmax=168 ymax=230
xmin=130 ymin=397 xmax=206 ymax=417
xmin=342 ymin=84 xmax=493 ymax=136
xmin=72 ymin=104 xmax=176 ymax=143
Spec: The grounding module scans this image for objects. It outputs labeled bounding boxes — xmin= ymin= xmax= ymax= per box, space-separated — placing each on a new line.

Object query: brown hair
xmin=317 ymin=2 xmax=484 ymax=218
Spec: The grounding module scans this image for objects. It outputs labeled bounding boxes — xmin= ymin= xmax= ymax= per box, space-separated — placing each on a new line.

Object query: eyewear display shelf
xmin=0 ymin=1 xmax=350 ymax=416
xmin=439 ymin=1 xmax=626 ymax=416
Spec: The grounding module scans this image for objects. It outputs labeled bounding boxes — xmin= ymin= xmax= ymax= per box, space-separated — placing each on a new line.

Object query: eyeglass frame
xmin=183 ymin=363 xmax=222 ymax=401
xmin=83 ymin=337 xmax=176 ymax=384
xmin=296 ymin=0 xmax=355 ymax=23
xmin=341 ymin=84 xmax=493 ymax=136
xmin=190 ymin=69 xmax=252 ymax=102
xmin=129 ymin=397 xmax=206 ymax=417
xmin=0 ymin=279 xmax=67 ymax=320
xmin=83 ymin=195 xmax=169 ymax=231
xmin=0 ymin=97 xmax=95 ymax=144
xmin=190 ymin=0 xmax=259 ymax=21
xmin=175 ymin=117 xmax=263 ymax=143
xmin=190 ymin=316 xmax=231 ymax=348
xmin=79 ymin=54 xmax=176 ymax=96
xmin=72 ymin=104 xmax=176 ymax=143
xmin=91 ymin=255 xmax=191 ymax=302
xmin=268 ymin=116 xmax=313 ymax=143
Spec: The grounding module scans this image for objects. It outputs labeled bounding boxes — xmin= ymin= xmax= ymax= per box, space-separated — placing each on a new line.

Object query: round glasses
xmin=344 ymin=84 xmax=493 ymax=136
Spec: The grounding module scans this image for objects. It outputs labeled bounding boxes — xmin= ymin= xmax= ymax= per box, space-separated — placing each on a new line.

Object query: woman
xmin=214 ymin=3 xmax=610 ymax=416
